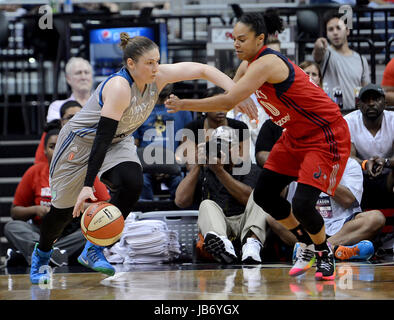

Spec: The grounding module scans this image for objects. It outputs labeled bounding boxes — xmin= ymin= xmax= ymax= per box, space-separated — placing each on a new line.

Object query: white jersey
xmin=287 ymin=157 xmax=363 ymax=236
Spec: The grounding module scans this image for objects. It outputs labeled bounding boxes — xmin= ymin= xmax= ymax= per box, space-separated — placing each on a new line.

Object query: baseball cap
xmin=358 ymin=83 xmax=385 ymax=101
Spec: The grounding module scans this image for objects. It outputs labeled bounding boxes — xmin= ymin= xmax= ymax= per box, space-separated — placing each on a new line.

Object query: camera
xmin=205 ymin=138 xmax=229 ymax=160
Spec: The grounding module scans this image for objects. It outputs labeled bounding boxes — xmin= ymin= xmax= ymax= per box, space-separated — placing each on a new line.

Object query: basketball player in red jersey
xmin=165 ymin=10 xmax=351 ymax=280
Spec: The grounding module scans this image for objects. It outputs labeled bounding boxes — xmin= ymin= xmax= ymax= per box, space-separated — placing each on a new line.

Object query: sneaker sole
xmin=30 ymin=275 xmax=50 ymax=285
xmin=335 ymin=247 xmax=374 ymax=261
xmin=242 ymin=256 xmax=262 ymax=264
xmin=289 ymin=256 xmax=316 ymax=277
xmin=204 ymin=233 xmax=237 ymax=264
xmin=315 ymin=271 xmax=336 ymax=281
xmin=77 ymin=257 xmax=115 ymax=276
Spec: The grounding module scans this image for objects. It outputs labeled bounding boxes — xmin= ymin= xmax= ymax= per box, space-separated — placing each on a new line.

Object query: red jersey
xmin=251 ymin=46 xmax=344 ymax=157
xmin=13 ymin=161 xmax=110 ymax=225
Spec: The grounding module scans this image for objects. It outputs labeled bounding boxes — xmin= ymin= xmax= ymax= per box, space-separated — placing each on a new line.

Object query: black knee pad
xmin=102 ymin=161 xmax=143 ymax=217
xmin=292 ymin=194 xmax=324 ymax=235
xmin=253 ymin=184 xmax=290 ymax=220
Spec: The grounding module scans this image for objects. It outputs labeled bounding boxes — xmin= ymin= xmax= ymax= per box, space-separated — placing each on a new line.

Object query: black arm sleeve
xmin=84 ymin=116 xmax=119 ymax=187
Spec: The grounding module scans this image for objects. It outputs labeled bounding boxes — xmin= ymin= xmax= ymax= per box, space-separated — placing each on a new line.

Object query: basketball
xmin=81 ymin=202 xmax=124 ymax=247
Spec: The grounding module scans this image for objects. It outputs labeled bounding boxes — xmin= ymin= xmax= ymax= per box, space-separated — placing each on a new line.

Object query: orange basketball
xmin=81 ymin=202 xmax=124 ymax=246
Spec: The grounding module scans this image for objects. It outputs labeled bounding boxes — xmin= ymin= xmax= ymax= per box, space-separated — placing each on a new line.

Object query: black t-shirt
xmin=192 ymin=163 xmax=262 ymax=217
xmin=184 ymin=117 xmax=249 ymax=144
xmin=255 ymin=119 xmax=283 ymax=154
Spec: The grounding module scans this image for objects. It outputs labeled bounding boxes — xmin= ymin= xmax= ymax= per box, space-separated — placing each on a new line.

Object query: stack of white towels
xmin=104 ymin=213 xmax=181 ymax=264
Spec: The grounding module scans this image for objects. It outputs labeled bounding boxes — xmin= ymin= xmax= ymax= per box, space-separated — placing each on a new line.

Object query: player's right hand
xmin=235 ymin=97 xmax=258 ymax=121
xmin=72 ymin=186 xmax=97 ymax=218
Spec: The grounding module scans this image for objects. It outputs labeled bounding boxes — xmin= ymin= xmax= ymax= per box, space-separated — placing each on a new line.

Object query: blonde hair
xmin=119 ymin=32 xmax=158 ymax=64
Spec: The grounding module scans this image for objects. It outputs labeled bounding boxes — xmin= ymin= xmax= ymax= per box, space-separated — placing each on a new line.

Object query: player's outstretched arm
xmin=164 ymin=55 xmax=279 ymax=116
xmin=156 ymin=62 xmax=235 ymax=92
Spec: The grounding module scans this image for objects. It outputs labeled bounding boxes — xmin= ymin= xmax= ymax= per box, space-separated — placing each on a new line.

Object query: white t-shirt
xmin=226 ymin=94 xmax=269 ymax=164
xmin=287 ymin=157 xmax=363 ymax=236
xmin=46 ymin=94 xmax=75 ymax=122
xmin=344 ymin=110 xmax=394 ymax=161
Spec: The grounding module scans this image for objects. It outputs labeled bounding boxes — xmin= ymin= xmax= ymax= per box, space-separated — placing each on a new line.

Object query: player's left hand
xmin=165 ymin=94 xmax=183 ymax=113
xmin=234 ymin=97 xmax=258 ymax=121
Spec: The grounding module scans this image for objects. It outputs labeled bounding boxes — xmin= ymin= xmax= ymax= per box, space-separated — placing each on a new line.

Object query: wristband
xmin=361 ymin=159 xmax=368 ymax=170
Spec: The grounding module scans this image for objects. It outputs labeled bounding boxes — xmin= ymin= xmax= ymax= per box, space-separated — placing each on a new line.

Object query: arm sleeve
xmin=84 ymin=116 xmax=119 ymax=187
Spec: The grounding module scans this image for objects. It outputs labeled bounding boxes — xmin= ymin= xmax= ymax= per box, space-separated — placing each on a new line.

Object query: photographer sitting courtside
xmin=175 ymin=126 xmax=268 ymax=264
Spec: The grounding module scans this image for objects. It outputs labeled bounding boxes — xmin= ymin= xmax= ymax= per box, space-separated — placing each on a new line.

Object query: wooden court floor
xmin=0 ymin=260 xmax=393 ymax=300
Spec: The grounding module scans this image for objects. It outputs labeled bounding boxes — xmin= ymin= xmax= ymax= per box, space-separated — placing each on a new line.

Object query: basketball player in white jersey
xmin=30 ymin=33 xmax=257 ymax=284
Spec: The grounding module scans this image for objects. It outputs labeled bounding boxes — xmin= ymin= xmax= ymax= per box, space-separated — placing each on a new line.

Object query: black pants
xmin=38 ymin=161 xmax=143 ymax=252
xmin=253 ymin=168 xmax=325 ymax=236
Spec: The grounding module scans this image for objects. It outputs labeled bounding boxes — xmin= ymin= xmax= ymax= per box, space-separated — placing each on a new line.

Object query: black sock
xmin=315 ymin=242 xmax=329 ymax=252
xmin=290 ymin=225 xmax=313 ymax=245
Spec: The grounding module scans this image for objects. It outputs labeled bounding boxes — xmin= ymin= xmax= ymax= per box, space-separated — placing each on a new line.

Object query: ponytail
xmin=263 ymin=9 xmax=284 ymax=36
xmin=238 ymin=10 xmax=284 ymax=44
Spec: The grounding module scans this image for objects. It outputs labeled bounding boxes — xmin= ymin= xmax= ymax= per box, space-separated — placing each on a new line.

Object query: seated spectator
xmin=4 ymin=129 xmax=111 ymax=267
xmin=287 ymin=157 xmax=386 ymax=261
xmin=46 ymin=57 xmax=93 ymax=122
xmin=381 ymin=57 xmax=394 ymax=107
xmin=175 ymin=126 xmax=267 ymax=263
xmin=313 ymin=10 xmax=370 ymax=109
xmin=344 ymin=83 xmax=394 ymax=210
xmin=299 ymin=60 xmax=323 ymax=88
xmin=133 ymin=84 xmax=192 ymax=200
xmin=35 ymin=100 xmax=83 ymax=164
xmin=177 ymin=86 xmax=251 ymax=168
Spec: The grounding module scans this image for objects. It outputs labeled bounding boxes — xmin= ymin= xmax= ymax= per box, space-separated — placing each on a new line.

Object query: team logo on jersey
xmin=68 ymin=152 xmax=75 ymax=161
xmin=313 ymin=166 xmax=322 ymax=179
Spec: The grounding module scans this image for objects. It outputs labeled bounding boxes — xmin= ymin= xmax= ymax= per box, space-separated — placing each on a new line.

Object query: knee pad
xmin=292 ymin=196 xmax=324 ymax=235
xmin=253 ymin=184 xmax=291 ymax=220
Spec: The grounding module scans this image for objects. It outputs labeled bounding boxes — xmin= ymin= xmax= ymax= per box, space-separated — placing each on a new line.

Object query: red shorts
xmin=264 ymin=117 xmax=351 ymax=196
